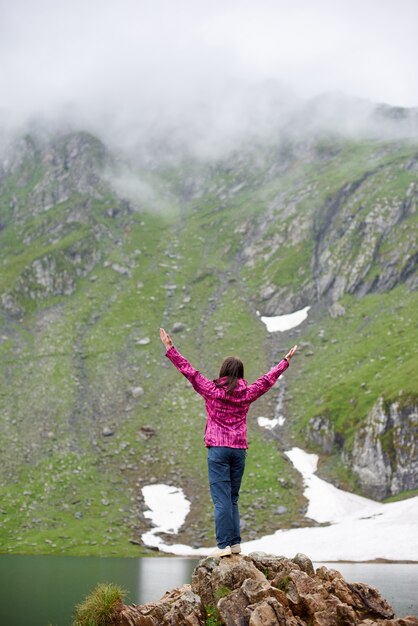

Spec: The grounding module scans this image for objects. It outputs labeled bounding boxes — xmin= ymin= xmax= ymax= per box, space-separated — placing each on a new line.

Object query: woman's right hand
xmin=160 ymin=328 xmax=173 ymax=350
xmin=285 ymin=345 xmax=297 ymax=361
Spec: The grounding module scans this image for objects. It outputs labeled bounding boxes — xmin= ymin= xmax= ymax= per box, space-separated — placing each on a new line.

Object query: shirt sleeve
xmin=165 ymin=346 xmax=218 ymax=399
xmin=246 ymin=359 xmax=289 ymax=402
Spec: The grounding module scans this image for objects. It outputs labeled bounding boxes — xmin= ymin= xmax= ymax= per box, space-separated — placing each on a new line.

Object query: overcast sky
xmin=1 ymin=0 xmax=417 ymax=147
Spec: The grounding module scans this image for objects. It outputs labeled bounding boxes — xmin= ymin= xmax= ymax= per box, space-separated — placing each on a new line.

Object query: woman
xmin=159 ymin=327 xmax=297 ymax=557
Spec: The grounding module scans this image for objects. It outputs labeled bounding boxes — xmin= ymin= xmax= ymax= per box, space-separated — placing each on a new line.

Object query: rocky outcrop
xmin=312 ymin=176 xmax=418 ymax=304
xmin=114 ymin=584 xmax=205 ymax=626
xmin=108 ymin=553 xmax=418 ymax=626
xmin=1 ymin=238 xmax=100 ymax=316
xmin=307 ymin=415 xmax=337 ymax=454
xmin=242 ymin=165 xmax=417 ymax=315
xmin=348 ymin=397 xmax=418 ymax=499
xmin=11 ymin=133 xmax=108 ymax=223
xmin=0 ymin=132 xmax=123 ymax=316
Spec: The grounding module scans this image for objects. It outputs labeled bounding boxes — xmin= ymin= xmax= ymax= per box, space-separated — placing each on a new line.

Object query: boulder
xmin=191 ymin=555 xmax=266 ymax=607
xmin=292 ymin=553 xmax=315 ymax=577
xmin=89 ymin=553 xmax=417 ymax=626
xmin=172 ymin=322 xmax=187 ymax=333
xmin=115 ymin=584 xmax=204 ymax=626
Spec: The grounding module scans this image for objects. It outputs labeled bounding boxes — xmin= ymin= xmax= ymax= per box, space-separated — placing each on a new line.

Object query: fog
xmin=1 ymin=0 xmax=418 ymax=156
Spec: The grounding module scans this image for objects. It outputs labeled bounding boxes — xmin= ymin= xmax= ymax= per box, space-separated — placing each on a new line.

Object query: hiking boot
xmin=211 ymin=546 xmax=231 ymax=557
xmin=231 ymin=544 xmax=241 ymax=554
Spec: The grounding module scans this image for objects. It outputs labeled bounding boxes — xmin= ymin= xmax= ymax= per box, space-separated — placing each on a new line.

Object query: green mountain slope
xmin=0 ymin=130 xmax=416 ymax=556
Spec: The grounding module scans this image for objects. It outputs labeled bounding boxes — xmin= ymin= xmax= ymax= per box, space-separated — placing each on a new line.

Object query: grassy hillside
xmin=0 ymin=131 xmax=416 ymax=555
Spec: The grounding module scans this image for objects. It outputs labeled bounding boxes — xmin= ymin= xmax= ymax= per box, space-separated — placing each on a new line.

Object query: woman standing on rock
xmin=159 ymin=327 xmax=297 ymax=557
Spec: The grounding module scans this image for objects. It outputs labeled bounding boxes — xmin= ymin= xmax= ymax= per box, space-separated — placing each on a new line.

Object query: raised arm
xmin=160 ymin=327 xmax=173 ymax=350
xmin=246 ymin=345 xmax=297 ymax=402
xmin=160 ymin=328 xmax=218 ymax=398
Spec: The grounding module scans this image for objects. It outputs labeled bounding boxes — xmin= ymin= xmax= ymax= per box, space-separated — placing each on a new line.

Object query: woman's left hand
xmin=160 ymin=328 xmax=173 ymax=350
xmin=285 ymin=345 xmax=298 ymax=361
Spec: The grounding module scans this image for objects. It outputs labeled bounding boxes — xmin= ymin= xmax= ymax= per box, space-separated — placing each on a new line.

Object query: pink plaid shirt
xmin=166 ymin=346 xmax=289 ymax=448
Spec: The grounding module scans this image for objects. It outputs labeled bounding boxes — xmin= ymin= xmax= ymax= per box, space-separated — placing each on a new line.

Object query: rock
xmin=307 ymin=415 xmax=336 ymax=454
xmin=218 ymin=578 xmax=291 ymax=626
xmin=318 ymin=329 xmax=327 ymax=341
xmin=117 ymin=584 xmax=205 ymax=626
xmin=137 ymin=425 xmax=157 ymax=440
xmin=348 ymin=581 xmax=394 ymax=619
xmin=191 ymin=555 xmax=266 ymax=607
xmin=315 ymin=566 xmax=395 ymax=620
xmin=129 ymin=386 xmax=144 ymax=398
xmin=292 ymin=553 xmax=315 ymax=577
xmin=168 ymin=590 xmax=205 ymax=625
xmin=172 ymin=322 xmax=186 ymax=333
xmin=111 ymin=263 xmax=131 ymax=277
xmin=217 ymin=585 xmax=250 ymax=625
xmin=129 ymin=538 xmax=142 ymax=546
xmin=95 ymin=553 xmax=415 ymax=626
xmin=1 ymin=293 xmax=23 ymax=317
xmin=260 ymin=285 xmax=276 ymax=301
xmin=135 ymin=337 xmax=151 ymax=345
xmin=274 ymin=505 xmax=288 ymax=515
xmin=246 ymin=598 xmax=295 ymax=625
xmin=328 ymin=302 xmax=346 ymax=318
xmin=102 ymin=427 xmax=114 ymax=437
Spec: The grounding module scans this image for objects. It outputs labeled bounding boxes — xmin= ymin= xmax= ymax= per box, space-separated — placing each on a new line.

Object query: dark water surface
xmin=0 ymin=555 xmax=417 ymax=626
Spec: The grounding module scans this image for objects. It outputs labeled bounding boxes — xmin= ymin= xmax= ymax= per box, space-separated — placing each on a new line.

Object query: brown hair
xmin=216 ymin=356 xmax=244 ymax=393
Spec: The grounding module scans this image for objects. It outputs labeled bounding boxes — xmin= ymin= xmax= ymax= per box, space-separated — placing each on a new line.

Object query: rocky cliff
xmin=77 ymin=552 xmax=418 ymax=626
xmin=348 ymin=397 xmax=418 ymax=499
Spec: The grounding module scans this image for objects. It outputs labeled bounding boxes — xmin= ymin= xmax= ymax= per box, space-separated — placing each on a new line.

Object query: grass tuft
xmin=205 ymin=605 xmax=222 ymax=626
xmin=72 ymin=583 xmax=126 ymax=626
xmin=276 ymin=575 xmax=291 ymax=592
xmin=214 ymin=585 xmax=232 ymax=600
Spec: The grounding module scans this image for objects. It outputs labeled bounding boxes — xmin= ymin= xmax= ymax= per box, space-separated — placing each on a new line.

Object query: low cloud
xmin=1 ymin=0 xmax=417 ymax=156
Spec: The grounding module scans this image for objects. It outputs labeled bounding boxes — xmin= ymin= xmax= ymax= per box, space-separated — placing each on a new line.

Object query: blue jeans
xmin=207 ymin=446 xmax=246 ymax=549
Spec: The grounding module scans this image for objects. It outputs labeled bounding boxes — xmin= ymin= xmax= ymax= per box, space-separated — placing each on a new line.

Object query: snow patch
xmin=141 ymin=484 xmax=192 ymax=550
xmin=285 ymin=447 xmax=383 ymax=524
xmin=260 ymin=305 xmax=310 ymax=332
xmin=257 ymin=416 xmax=285 ymax=430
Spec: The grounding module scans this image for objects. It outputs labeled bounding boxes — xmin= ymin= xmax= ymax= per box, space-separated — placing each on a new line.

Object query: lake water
xmin=0 ymin=555 xmax=417 ymax=626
